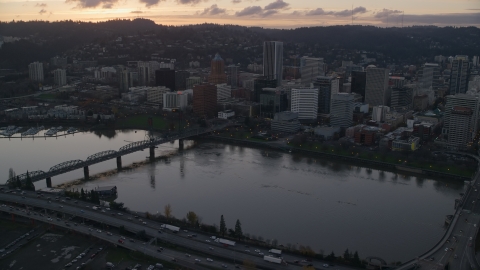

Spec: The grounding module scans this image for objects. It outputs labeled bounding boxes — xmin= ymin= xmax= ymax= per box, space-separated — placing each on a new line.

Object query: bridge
xmin=7 ymin=124 xmax=229 ymax=187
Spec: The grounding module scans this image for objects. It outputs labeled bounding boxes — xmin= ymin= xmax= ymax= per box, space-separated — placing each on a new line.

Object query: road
xmin=0 ymin=190 xmax=358 ymax=270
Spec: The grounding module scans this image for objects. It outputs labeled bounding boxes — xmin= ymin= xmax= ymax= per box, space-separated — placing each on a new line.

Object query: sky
xmin=0 ymin=0 xmax=479 ymax=28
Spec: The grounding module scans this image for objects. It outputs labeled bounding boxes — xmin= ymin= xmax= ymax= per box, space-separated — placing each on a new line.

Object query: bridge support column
xmin=46 ymin=177 xmax=52 ymax=188
xmin=179 ymin=139 xmax=184 ymax=151
xmin=83 ymin=166 xmax=89 ymax=181
xmin=116 ymin=156 xmax=122 ymax=171
xmin=150 ymin=146 xmax=155 ymax=160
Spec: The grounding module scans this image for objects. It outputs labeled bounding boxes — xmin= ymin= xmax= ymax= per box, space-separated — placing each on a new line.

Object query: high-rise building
xmin=390 ymin=87 xmax=413 ymax=109
xmin=217 ymin=83 xmax=231 ymax=101
xmin=163 ymin=91 xmax=188 ymax=111
xmin=208 ymin=53 xmax=227 ymax=84
xmin=146 ymin=86 xmax=170 ymax=106
xmin=227 ymin=65 xmax=239 ymax=89
xmin=330 ymin=93 xmax=355 ymax=128
xmin=175 ymin=70 xmax=190 ymax=91
xmin=364 ymin=66 xmax=389 ymax=107
xmin=350 ymin=71 xmax=366 ymax=102
xmin=372 ymin=105 xmax=390 ymax=122
xmin=53 ymin=69 xmax=67 ymax=87
xmin=263 ymin=41 xmax=283 ymax=86
xmin=449 ymin=55 xmax=470 ymax=95
xmin=253 ymin=77 xmax=277 ymax=102
xmin=291 ymin=88 xmax=318 ymax=122
xmin=186 ymin=77 xmax=203 ymax=89
xmin=28 ymin=62 xmax=44 ymax=82
xmin=419 ymin=63 xmax=440 ymax=90
xmin=137 ymin=62 xmax=150 ymax=86
xmin=313 ymin=76 xmax=338 ymax=114
xmin=50 ymin=56 xmax=67 ymax=68
xmin=473 ymin=56 xmax=479 ymax=67
xmin=442 ymin=94 xmax=480 ymax=150
xmin=259 ymin=88 xmax=288 ymax=119
xmin=155 ymin=68 xmax=176 ymax=91
xmin=300 ymin=57 xmax=324 ymax=86
xmin=193 ymin=83 xmax=217 ymax=118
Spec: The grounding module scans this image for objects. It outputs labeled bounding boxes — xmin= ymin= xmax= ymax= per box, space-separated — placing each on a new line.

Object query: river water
xmin=0 ymin=129 xmax=465 ymax=262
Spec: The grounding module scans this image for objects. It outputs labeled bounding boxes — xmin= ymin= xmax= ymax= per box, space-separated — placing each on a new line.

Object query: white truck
xmin=264 ymin=255 xmax=282 ymax=264
xmin=269 ymin=249 xmax=282 ymax=256
xmin=214 ymin=238 xmax=236 ymax=247
xmin=160 ymin=224 xmax=180 ymax=232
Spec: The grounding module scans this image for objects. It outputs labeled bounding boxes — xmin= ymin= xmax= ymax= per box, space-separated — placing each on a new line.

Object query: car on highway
xmin=207 ymin=258 xmax=213 ymax=262
xmin=195 ymin=259 xmax=201 ymax=263
xmin=185 ymin=253 xmax=191 ymax=257
xmin=118 ymin=239 xmax=124 ymax=244
xmin=323 ymin=264 xmax=329 ymax=267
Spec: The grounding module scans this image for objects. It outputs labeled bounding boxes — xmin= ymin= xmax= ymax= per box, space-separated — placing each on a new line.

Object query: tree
xmin=219 ymin=215 xmax=227 ymax=237
xmin=8 ymin=168 xmax=15 ymax=180
xmin=343 ymin=248 xmax=351 ymax=260
xmin=234 ymin=219 xmax=243 ymax=239
xmin=352 ymin=251 xmax=361 ymax=266
xmin=186 ymin=211 xmax=198 ymax=226
xmin=164 ymin=204 xmax=172 ymax=219
xmin=25 ymin=171 xmax=35 ymax=191
xmin=16 ymin=176 xmax=22 ymax=189
xmin=81 ymin=188 xmax=86 ymax=200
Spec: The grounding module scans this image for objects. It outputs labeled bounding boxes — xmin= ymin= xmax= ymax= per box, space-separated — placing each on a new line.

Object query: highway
xmin=0 ymin=190 xmax=357 ymax=270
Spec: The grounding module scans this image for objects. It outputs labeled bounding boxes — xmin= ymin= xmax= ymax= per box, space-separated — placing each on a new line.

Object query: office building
xmin=419 ymin=63 xmax=440 ymax=90
xmin=271 ymin=111 xmax=301 ymax=133
xmin=208 ymin=53 xmax=227 ymax=84
xmin=300 ymin=57 xmax=324 ymax=86
xmin=449 ymin=55 xmax=470 ymax=95
xmin=155 ymin=68 xmax=176 ymax=91
xmin=351 ymin=71 xmax=366 ymax=101
xmin=28 ymin=62 xmax=44 ymax=82
xmin=372 ymin=105 xmax=390 ymax=122
xmin=442 ymin=94 xmax=480 ymax=150
xmin=193 ymin=83 xmax=217 ymax=118
xmin=263 ymin=41 xmax=283 ymax=86
xmin=163 ymin=91 xmax=188 ymax=111
xmin=186 ymin=77 xmax=203 ymax=89
xmin=217 ymin=83 xmax=231 ymax=101
xmin=259 ymin=88 xmax=288 ymax=119
xmin=253 ymin=77 xmax=277 ymax=102
xmin=53 ymin=69 xmax=67 ymax=87
xmin=365 ymin=66 xmax=389 ymax=107
xmin=330 ymin=93 xmax=355 ymax=128
xmin=146 ymin=86 xmax=170 ymax=105
xmin=313 ymin=76 xmax=338 ymax=114
xmin=175 ymin=70 xmax=190 ymax=91
xmin=390 ymin=87 xmax=413 ymax=109
xmin=291 ymin=88 xmax=318 ymax=122
xmin=228 ymin=65 xmax=239 ymax=89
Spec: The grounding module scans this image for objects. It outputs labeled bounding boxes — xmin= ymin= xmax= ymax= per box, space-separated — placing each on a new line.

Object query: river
xmin=0 ymin=129 xmax=465 ymax=262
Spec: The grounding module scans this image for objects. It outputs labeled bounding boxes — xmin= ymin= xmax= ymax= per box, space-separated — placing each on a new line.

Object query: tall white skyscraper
xmin=291 ymin=88 xmax=318 ymax=122
xmin=28 ymin=62 xmax=44 ymax=82
xmin=364 ymin=66 xmax=389 ymax=107
xmin=330 ymin=93 xmax=355 ymax=128
xmin=53 ymin=69 xmax=67 ymax=87
xmin=300 ymin=57 xmax=324 ymax=86
xmin=263 ymin=41 xmax=283 ymax=86
xmin=137 ymin=62 xmax=150 ymax=86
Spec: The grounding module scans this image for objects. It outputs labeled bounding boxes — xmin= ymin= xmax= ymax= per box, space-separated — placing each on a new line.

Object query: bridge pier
xmin=150 ymin=146 xmax=155 ymax=160
xmin=116 ymin=156 xmax=122 ymax=171
xmin=83 ymin=166 xmax=89 ymax=181
xmin=179 ymin=139 xmax=184 ymax=151
xmin=46 ymin=177 xmax=52 ymax=188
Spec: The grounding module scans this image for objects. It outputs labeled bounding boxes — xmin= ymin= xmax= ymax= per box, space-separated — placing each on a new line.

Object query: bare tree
xmin=164 ymin=204 xmax=172 ymax=219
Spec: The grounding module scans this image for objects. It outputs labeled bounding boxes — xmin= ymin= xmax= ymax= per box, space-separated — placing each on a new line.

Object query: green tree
xmin=352 ymin=251 xmax=361 ymax=266
xmin=186 ymin=211 xmax=198 ymax=226
xmin=219 ymin=215 xmax=227 ymax=237
xmin=25 ymin=171 xmax=35 ymax=191
xmin=343 ymin=248 xmax=351 ymax=260
xmin=235 ymin=219 xmax=243 ymax=239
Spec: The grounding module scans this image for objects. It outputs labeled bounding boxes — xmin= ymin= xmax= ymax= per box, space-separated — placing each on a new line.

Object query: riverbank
xmin=204 ymin=135 xmax=473 ymax=181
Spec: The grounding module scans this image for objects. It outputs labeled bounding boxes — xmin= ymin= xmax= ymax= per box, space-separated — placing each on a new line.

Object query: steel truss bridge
xmin=7 ymin=125 xmax=228 ymax=184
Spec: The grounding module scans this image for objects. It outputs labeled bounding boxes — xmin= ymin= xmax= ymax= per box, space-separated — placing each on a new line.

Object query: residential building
xmin=300 ymin=57 xmax=324 ymax=86
xmin=208 ymin=53 xmax=227 ymax=84
xmin=28 ymin=61 xmax=44 ymax=82
xmin=330 ymin=93 xmax=355 ymax=128
xmin=449 ymin=55 xmax=470 ymax=95
xmin=53 ymin=69 xmax=67 ymax=87
xmin=193 ymin=83 xmax=217 ymax=118
xmin=263 ymin=41 xmax=283 ymax=86
xmin=271 ymin=111 xmax=300 ymax=133
xmin=365 ymin=66 xmax=389 ymax=107
xmin=50 ymin=56 xmax=67 ymax=68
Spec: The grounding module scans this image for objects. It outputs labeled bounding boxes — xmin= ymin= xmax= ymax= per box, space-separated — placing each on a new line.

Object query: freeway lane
xmin=0 ymin=191 xmax=358 ymax=270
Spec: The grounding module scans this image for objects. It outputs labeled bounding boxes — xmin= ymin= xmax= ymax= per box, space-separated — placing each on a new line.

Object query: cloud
xmin=35 ymin=2 xmax=47 ymax=7
xmin=176 ymin=0 xmax=202 ymax=5
xmin=235 ymin=6 xmax=262 ymax=16
xmin=232 ymin=0 xmax=241 ymax=3
xmin=66 ymin=0 xmax=119 ymax=9
xmin=374 ymin=8 xmax=402 ymax=18
xmin=264 ymin=0 xmax=288 ymax=10
xmin=139 ymin=0 xmax=165 ymax=8
xmin=384 ymin=12 xmax=480 ymax=26
xmin=200 ymin=4 xmax=226 ymax=15
xmin=131 ymin=10 xmax=143 ymax=13
xmin=261 ymin=9 xmax=278 ymax=17
xmin=39 ymin=8 xmax=47 ymax=14
xmin=305 ymin=6 xmax=367 ymax=17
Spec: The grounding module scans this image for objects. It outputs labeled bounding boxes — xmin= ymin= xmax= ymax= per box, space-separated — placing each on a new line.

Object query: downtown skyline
xmin=0 ymin=0 xmax=479 ymax=28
